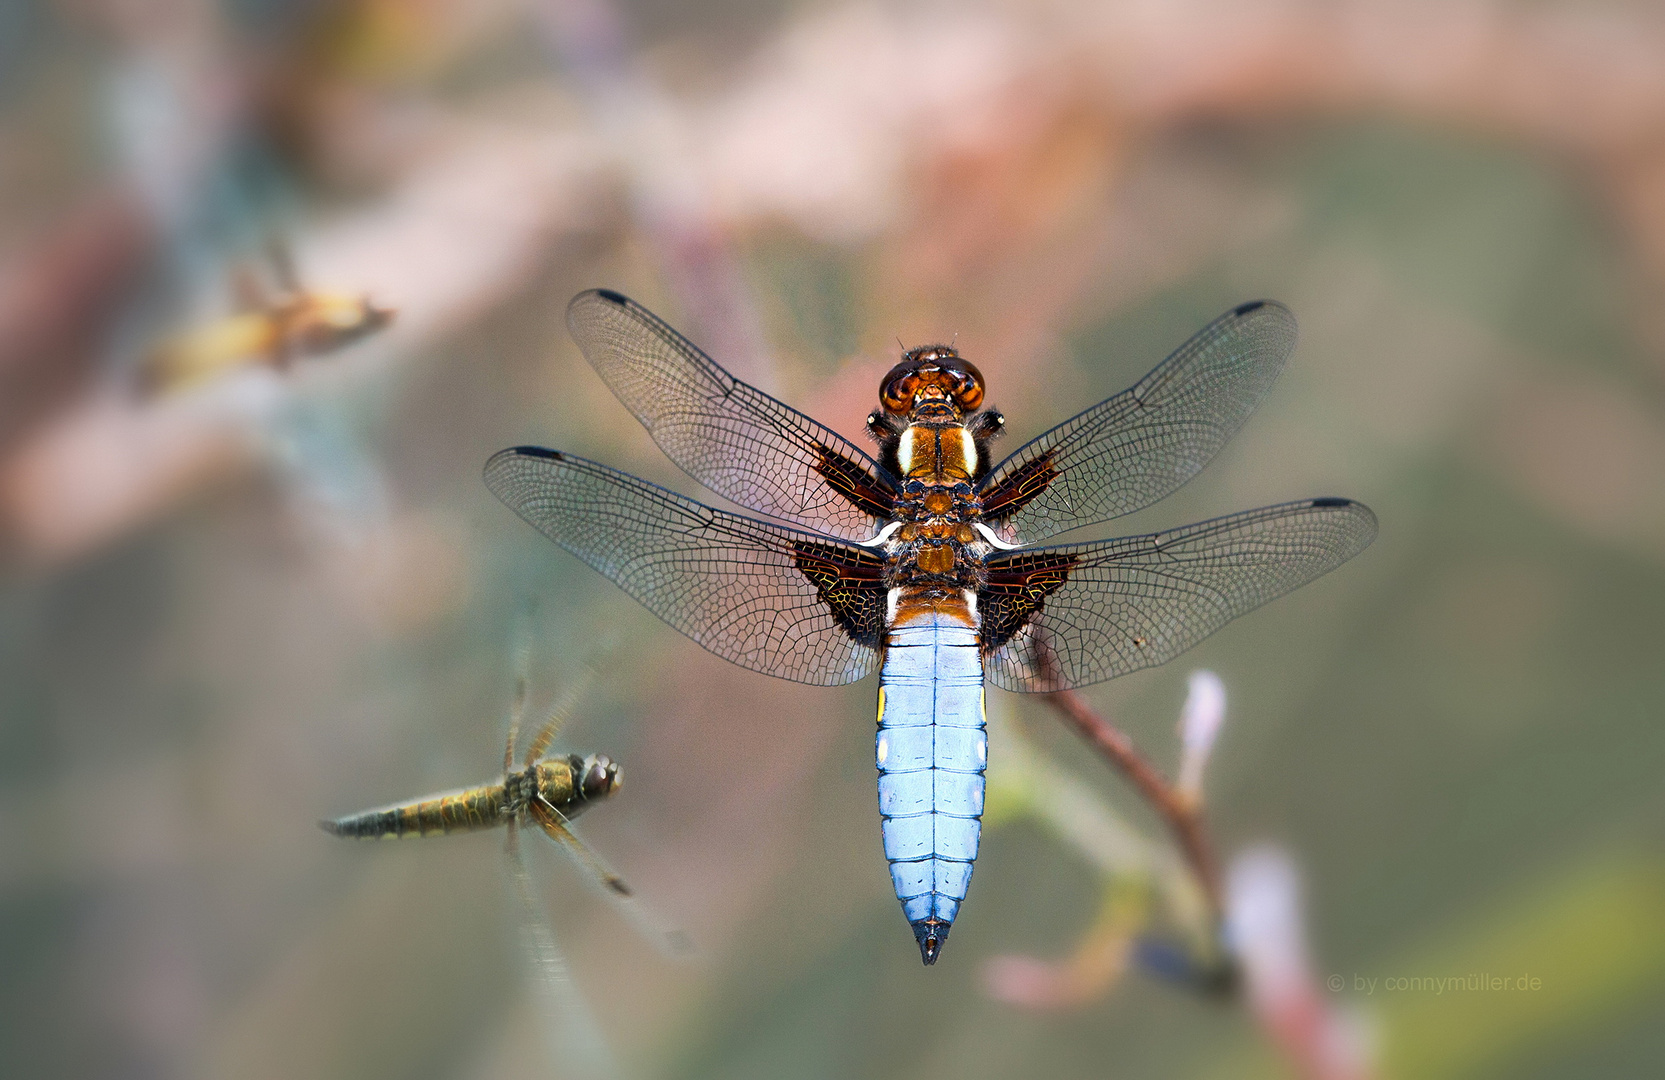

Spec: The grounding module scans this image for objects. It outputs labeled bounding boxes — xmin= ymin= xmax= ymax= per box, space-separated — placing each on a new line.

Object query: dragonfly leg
xmin=530 ymin=802 xmax=696 ymax=957
xmin=530 ymin=798 xmax=633 ymax=897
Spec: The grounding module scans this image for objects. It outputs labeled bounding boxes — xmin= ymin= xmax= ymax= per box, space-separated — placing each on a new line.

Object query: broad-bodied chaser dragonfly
xmin=485 ymin=290 xmax=1376 ymax=964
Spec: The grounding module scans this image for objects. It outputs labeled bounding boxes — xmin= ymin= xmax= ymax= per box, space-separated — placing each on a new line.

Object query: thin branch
xmin=1043 ymin=687 xmax=1223 ymax=912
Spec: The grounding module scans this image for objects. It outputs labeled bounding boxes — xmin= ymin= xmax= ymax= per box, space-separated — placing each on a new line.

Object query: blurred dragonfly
xmin=142 ymin=241 xmax=393 ymax=394
xmin=0 ymin=25 xmax=422 ymax=584
xmin=486 ymin=289 xmax=1377 ymax=964
xmin=322 ymin=672 xmax=634 ymax=1075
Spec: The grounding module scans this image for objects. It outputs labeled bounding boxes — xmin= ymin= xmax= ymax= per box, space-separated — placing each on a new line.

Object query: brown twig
xmin=1043 ymin=687 xmax=1223 ymax=912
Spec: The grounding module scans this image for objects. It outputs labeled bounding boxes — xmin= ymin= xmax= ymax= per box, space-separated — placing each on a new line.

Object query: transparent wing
xmin=979 ymin=301 xmax=1297 ymax=544
xmin=568 ymin=289 xmax=897 ymax=540
xmin=505 ymin=822 xmax=620 ymax=1079
xmin=981 ymin=498 xmax=1376 ymax=692
xmin=484 ymin=447 xmax=886 ymax=686
xmin=523 ymin=663 xmax=599 ymax=768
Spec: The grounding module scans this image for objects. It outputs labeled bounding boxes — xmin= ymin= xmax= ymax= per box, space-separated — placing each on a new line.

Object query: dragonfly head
xmin=578 ymin=754 xmax=623 ymax=800
xmin=880 ymin=346 xmax=984 ymax=418
xmin=287 ymin=293 xmax=395 ymax=355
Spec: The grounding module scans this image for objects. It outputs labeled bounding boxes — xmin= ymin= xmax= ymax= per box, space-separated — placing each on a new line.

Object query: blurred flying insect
xmin=321 ymin=674 xmax=630 ymax=895
xmin=322 ymin=670 xmax=649 ymax=1075
xmin=144 ymin=241 xmax=393 ymax=393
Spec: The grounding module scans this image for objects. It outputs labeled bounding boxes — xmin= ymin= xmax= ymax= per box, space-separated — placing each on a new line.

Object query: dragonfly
xmin=485 ymin=289 xmax=1377 ymax=964
xmin=322 ymin=675 xmax=632 ymax=1072
xmin=321 ymin=673 xmax=630 ymax=890
xmin=143 ymin=240 xmax=393 ymax=394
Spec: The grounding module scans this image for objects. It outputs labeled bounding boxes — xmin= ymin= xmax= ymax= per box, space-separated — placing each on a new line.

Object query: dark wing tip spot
xmin=1231 ymin=300 xmax=1268 ymax=316
xmin=508 ymin=445 xmax=564 ymax=461
xmin=1309 ymin=496 xmax=1353 ymax=507
xmin=594 ymin=288 xmax=631 ymax=306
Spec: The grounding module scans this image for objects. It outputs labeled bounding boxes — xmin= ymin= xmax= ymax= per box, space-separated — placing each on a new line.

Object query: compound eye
xmin=880 ymin=371 xmax=917 ymax=413
xmin=581 ymin=756 xmax=620 ymax=797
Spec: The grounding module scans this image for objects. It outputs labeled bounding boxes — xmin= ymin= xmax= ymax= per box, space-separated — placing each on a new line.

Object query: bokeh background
xmin=3 ymin=0 xmax=1665 ymax=1077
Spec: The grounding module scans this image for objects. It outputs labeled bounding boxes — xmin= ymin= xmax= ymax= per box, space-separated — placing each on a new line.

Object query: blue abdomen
xmin=877 ymin=607 xmax=986 ymax=965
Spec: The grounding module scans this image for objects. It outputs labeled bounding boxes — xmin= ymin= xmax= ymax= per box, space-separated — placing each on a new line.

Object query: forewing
xmin=484 ymin=447 xmax=885 ymax=686
xmin=568 ymin=290 xmax=896 ymax=540
xmin=981 ymin=498 xmax=1376 ymax=692
xmin=979 ymin=301 xmax=1297 ymax=543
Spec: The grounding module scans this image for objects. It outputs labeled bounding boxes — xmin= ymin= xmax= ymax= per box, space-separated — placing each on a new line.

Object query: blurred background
xmin=3 ymin=0 xmax=1664 ymax=1077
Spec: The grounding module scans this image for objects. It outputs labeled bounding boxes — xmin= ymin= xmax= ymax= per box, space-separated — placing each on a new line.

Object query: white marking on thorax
xmin=897 ymin=428 xmax=917 ymax=475
xmin=973 ymin=522 xmax=1023 ymax=550
xmin=886 ymin=587 xmax=901 ymax=626
xmin=962 ymin=589 xmax=979 ymax=625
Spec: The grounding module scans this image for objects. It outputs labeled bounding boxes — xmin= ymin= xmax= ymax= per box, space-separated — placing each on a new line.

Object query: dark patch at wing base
xmin=811 ymin=442 xmax=898 ymax=520
xmin=979 ymin=549 xmax=1080 ymax=654
xmin=978 ymin=450 xmax=1059 ymax=525
xmin=792 ymin=541 xmax=887 ymax=648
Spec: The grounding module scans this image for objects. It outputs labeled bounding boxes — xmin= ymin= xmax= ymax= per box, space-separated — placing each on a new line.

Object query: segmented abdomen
xmin=322 ymin=783 xmax=507 ymax=839
xmin=877 ymin=597 xmax=987 ymax=962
